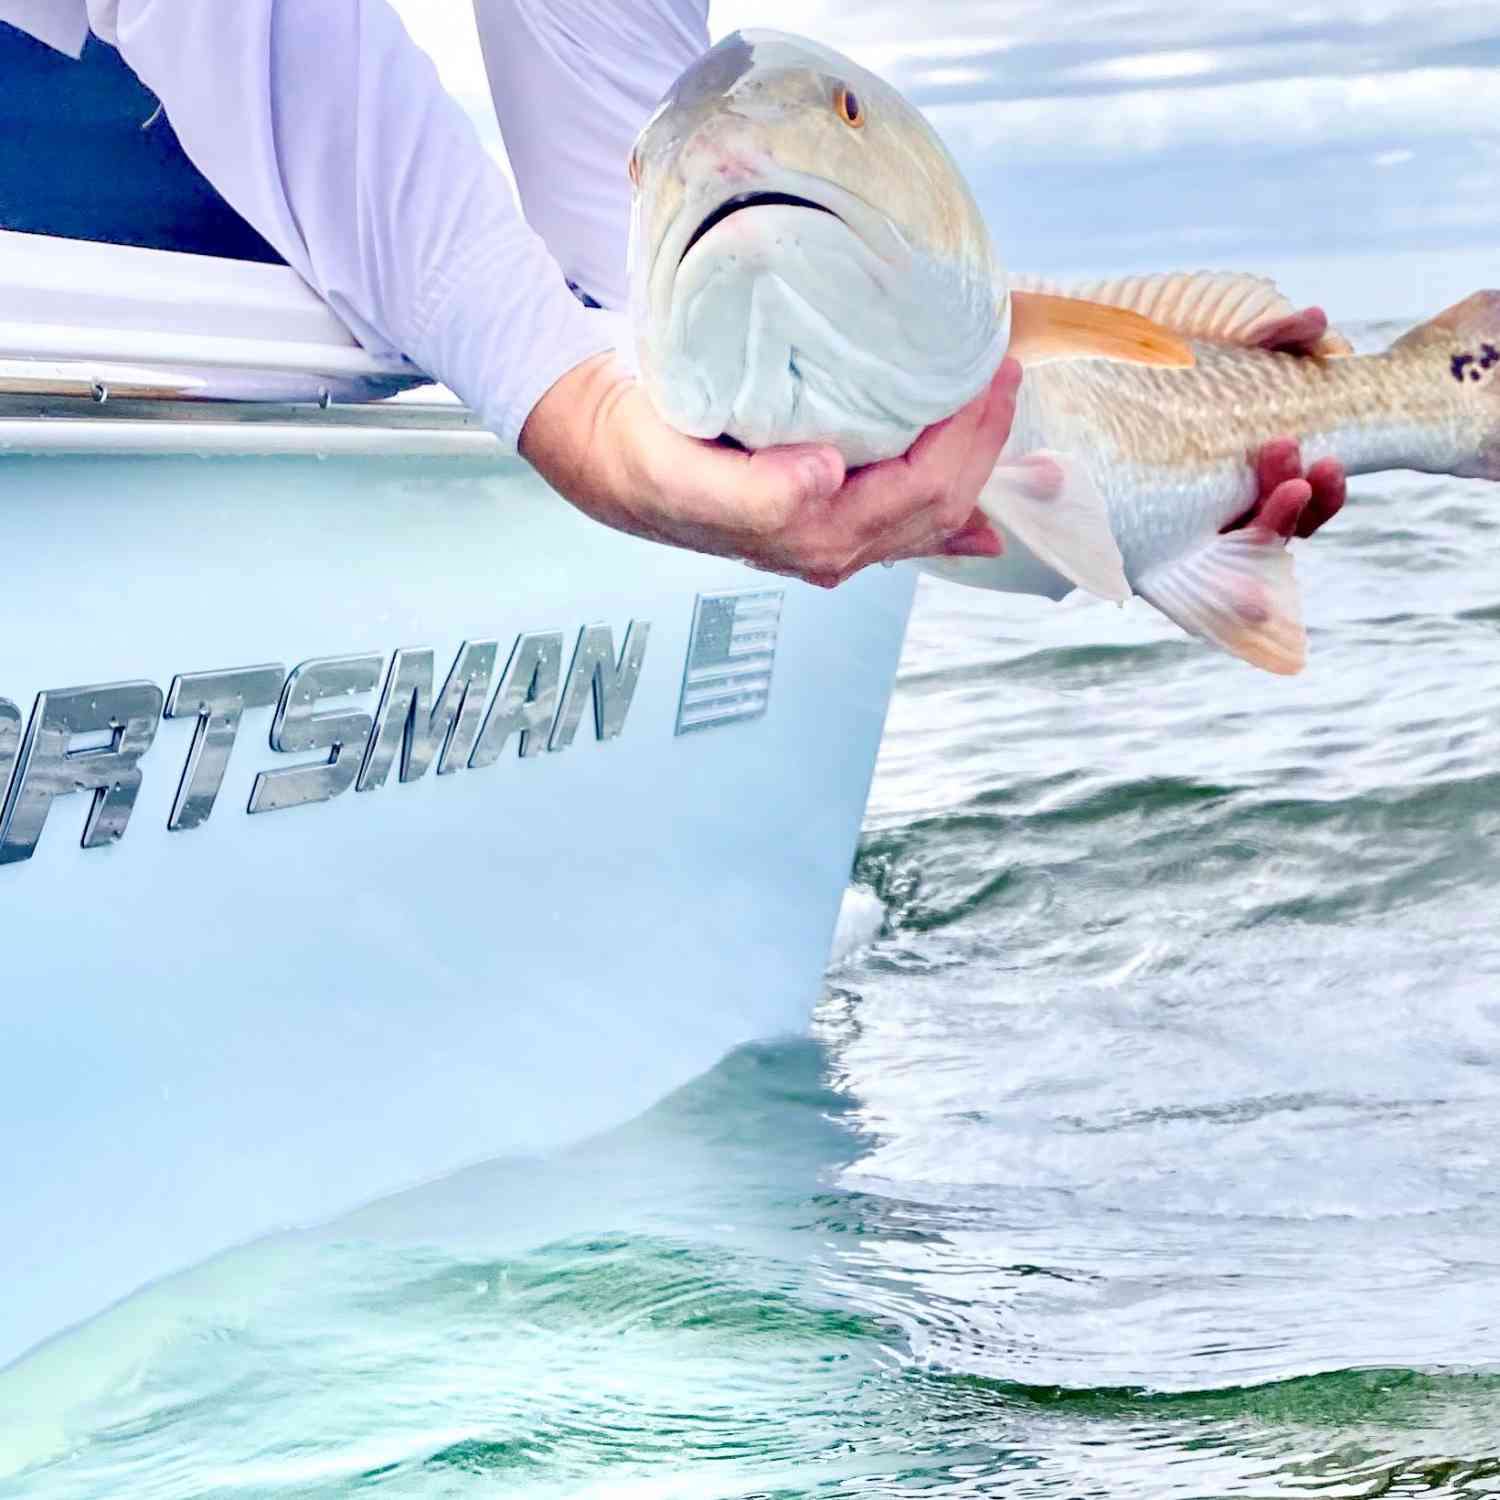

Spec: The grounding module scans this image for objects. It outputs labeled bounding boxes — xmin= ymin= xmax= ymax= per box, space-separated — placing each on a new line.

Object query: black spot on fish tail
xmin=1481 ymin=343 xmax=1499 ymax=370
xmin=1453 ymin=351 xmax=1476 ymax=383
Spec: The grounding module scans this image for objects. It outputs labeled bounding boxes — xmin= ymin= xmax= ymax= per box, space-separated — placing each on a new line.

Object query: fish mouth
xmin=679 ymin=192 xmax=839 ymax=266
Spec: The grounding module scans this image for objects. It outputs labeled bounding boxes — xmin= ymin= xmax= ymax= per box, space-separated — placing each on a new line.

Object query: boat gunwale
xmin=0 ymin=363 xmax=502 ymax=458
xmin=0 ymin=387 xmax=480 ymax=431
xmin=0 ymin=230 xmax=507 ymax=452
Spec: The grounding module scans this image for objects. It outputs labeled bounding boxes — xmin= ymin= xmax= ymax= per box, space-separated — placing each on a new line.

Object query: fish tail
xmin=1392 ymin=291 xmax=1500 ymax=480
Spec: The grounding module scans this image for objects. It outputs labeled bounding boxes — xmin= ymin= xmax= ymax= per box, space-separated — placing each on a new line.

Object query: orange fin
xmin=1135 ymin=527 xmax=1306 ymax=674
xmin=977 ymin=450 xmax=1130 ymax=602
xmin=1008 ymin=290 xmax=1194 ymax=369
xmin=1011 ymin=272 xmax=1354 ymax=357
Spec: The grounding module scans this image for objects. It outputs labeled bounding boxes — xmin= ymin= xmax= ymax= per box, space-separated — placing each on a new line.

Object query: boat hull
xmin=0 ymin=449 xmax=914 ymax=1373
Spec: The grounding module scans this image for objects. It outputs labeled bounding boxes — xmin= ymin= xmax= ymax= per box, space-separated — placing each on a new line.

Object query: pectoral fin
xmin=976 ymin=450 xmax=1130 ymax=603
xmin=1136 ymin=527 xmax=1306 ymax=674
xmin=1008 ymin=291 xmax=1195 ymax=369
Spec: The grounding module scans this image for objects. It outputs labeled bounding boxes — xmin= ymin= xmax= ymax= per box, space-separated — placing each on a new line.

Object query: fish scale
xmin=629 ymin=29 xmax=1500 ymax=673
xmin=1014 ymin=329 xmax=1495 ymax=592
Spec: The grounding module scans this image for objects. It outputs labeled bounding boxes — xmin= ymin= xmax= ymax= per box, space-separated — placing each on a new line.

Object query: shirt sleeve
xmin=80 ymin=0 xmax=621 ymax=450
xmin=473 ymin=0 xmax=710 ymax=314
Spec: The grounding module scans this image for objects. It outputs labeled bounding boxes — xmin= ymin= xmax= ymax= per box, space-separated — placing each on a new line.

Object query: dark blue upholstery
xmin=0 ymin=22 xmax=284 ymax=264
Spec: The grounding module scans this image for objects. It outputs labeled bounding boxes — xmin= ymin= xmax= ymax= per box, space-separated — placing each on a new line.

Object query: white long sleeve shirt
xmin=0 ymin=0 xmax=708 ymax=448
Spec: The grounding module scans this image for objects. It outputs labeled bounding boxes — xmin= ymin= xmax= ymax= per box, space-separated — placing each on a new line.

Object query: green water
xmin=16 ymin=1036 xmax=1500 ymax=1498
xmin=9 ymin=429 xmax=1500 ymax=1495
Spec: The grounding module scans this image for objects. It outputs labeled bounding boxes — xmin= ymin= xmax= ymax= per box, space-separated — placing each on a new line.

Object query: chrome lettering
xmin=550 ymin=622 xmax=650 ymax=749
xmin=467 ymin=631 xmax=563 ymax=767
xmin=357 ymin=640 xmax=497 ymax=791
xmin=0 ymin=698 xmax=20 ymax=811
xmin=164 ymin=665 xmax=286 ymax=831
xmin=0 ymin=682 xmax=163 ymax=863
xmin=248 ymin=655 xmax=382 ymax=814
xmin=0 ymin=613 xmax=660 ymax=862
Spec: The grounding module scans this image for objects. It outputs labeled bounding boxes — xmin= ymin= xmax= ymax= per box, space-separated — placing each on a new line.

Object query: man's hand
xmin=1228 ymin=437 xmax=1348 ymax=540
xmin=519 ymin=354 xmax=1020 ymax=589
xmin=1223 ymin=305 xmax=1349 ymax=540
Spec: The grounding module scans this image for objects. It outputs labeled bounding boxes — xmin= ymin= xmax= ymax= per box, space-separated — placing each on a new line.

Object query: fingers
xmin=1257 ymin=479 xmax=1313 ymax=540
xmin=816 ymin=363 xmax=1018 ymax=577
xmin=1255 ymin=437 xmax=1302 ymax=499
xmin=939 ymin=509 xmax=1004 ymax=557
xmin=837 ymin=359 xmax=1021 ymax=553
xmin=846 ymin=507 xmax=1004 ymax=576
xmin=648 ymin=432 xmax=852 ymax=573
xmin=865 ymin=363 xmax=1018 ymax=565
xmin=1251 ymin=440 xmax=1347 ymax=539
xmin=907 ymin=508 xmax=1003 ymax=560
xmin=1255 ymin=437 xmax=1310 ymax=540
xmin=908 ymin=358 xmax=1021 ymax=476
xmin=684 ymin=438 xmax=844 ymax=528
xmin=950 ymin=360 xmax=1022 ymax=520
xmin=1255 ymin=306 xmax=1330 ymax=356
xmin=833 ymin=411 xmax=973 ymax=536
xmin=1221 ymin=437 xmax=1349 ymax=543
xmin=740 ymin=442 xmax=845 ymax=509
xmin=609 ymin=359 xmax=1022 ymax=587
xmin=1224 ymin=438 xmax=1303 ymax=533
xmin=551 ymin=348 xmax=1350 ymax=592
xmin=1297 ymin=456 xmax=1347 ymax=538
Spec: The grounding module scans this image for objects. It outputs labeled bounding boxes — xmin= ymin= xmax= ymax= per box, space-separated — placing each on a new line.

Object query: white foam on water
xmin=827 ymin=884 xmax=887 ymax=969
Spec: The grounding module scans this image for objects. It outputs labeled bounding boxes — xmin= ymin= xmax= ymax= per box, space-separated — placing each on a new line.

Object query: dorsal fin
xmin=1010 ymin=271 xmax=1354 ymax=358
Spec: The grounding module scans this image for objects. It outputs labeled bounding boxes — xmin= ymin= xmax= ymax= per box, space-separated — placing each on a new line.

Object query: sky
xmin=391 ymin=1 xmax=1499 ymax=321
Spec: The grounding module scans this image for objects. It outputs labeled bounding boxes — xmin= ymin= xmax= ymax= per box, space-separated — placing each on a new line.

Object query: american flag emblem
xmin=675 ymin=588 xmax=783 ymax=735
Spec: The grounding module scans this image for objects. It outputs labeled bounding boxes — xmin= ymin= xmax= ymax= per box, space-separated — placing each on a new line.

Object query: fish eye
xmin=833 ymin=83 xmax=865 ymax=129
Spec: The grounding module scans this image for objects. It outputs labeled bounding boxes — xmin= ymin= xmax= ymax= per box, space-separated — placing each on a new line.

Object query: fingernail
xmin=799 ymin=449 xmax=844 ymax=498
xmin=996 ymin=357 xmax=1023 ymax=392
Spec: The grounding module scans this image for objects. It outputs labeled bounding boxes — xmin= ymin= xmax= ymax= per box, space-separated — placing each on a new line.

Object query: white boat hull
xmin=0 ymin=447 xmax=914 ymax=1373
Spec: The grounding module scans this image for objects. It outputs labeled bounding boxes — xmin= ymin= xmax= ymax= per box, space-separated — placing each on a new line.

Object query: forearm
xmin=89 ymin=0 xmax=614 ymax=447
xmin=475 ymin=0 xmax=708 ymax=311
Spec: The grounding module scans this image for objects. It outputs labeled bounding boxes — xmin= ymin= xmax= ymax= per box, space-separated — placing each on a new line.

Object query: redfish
xmin=628 ymin=31 xmax=1500 ymax=673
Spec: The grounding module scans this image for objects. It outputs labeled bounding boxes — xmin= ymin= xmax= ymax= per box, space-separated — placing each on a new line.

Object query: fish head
xmin=628 ymin=30 xmax=1008 ymax=466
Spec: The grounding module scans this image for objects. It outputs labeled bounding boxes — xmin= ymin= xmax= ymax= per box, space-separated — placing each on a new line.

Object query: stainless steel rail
xmin=0 ymin=357 xmax=504 ymax=458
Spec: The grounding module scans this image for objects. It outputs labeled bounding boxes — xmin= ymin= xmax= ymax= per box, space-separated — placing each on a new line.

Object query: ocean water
xmin=9 ymin=336 xmax=1500 ymax=1495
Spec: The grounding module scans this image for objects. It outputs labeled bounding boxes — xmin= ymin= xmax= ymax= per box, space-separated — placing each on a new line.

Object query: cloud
xmin=387 ymin=0 xmax=1498 ymax=317
xmin=708 ymin=0 xmax=1499 ymax=312
xmin=927 ymin=66 xmax=1498 ymax=162
xmin=711 ymin=0 xmax=1498 ymax=68
xmin=1066 ymin=49 xmax=1223 ymax=84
